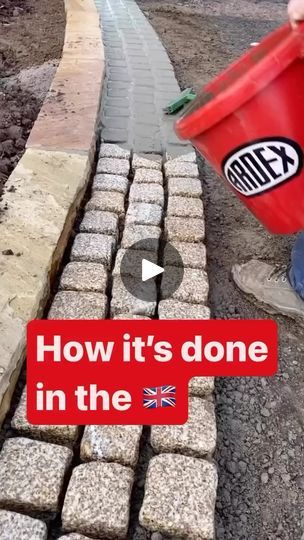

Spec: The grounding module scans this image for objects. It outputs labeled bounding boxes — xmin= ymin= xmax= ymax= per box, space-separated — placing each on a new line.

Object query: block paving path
xmin=0 ymin=1 xmax=217 ymax=538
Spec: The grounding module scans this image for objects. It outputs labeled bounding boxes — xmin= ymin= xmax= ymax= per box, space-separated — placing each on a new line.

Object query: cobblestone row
xmin=0 ymin=145 xmax=217 ymax=540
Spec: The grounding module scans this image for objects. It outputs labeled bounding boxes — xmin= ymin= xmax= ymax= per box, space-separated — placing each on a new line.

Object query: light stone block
xmin=126 ymin=202 xmax=162 ymax=227
xmin=62 ymin=462 xmax=134 ymax=538
xmin=167 ymin=196 xmax=204 ymax=219
xmin=113 ymin=315 xmax=151 ymax=320
xmin=0 ymin=438 xmax=72 ymax=513
xmin=165 ymin=161 xmax=199 ymax=178
xmin=59 ymin=535 xmax=92 ymax=540
xmin=162 ymin=267 xmax=209 ymax=304
xmin=151 ymin=397 xmax=216 ymax=457
xmin=97 ymin=157 xmax=129 ymax=176
xmin=132 ymin=154 xmax=161 ymax=171
xmin=0 ymin=510 xmax=47 ymax=540
xmin=48 ymin=292 xmax=107 ymax=320
xmin=80 ymin=210 xmax=118 ymax=236
xmin=168 ymin=152 xmax=197 ymax=163
xmin=60 ymin=262 xmax=108 ymax=293
xmin=114 ymin=249 xmax=157 ymax=276
xmin=165 ymin=217 xmax=205 ymax=243
xmin=70 ymin=233 xmax=115 ymax=268
xmin=168 ymin=177 xmax=202 ymax=198
xmin=134 ymin=168 xmax=163 ymax=185
xmin=86 ymin=191 xmax=125 ymax=215
xmin=92 ymin=174 xmax=129 ymax=195
xmin=129 ymin=184 xmax=164 ymax=208
xmin=99 ymin=143 xmax=130 ymax=160
xmin=111 ymin=277 xmax=156 ymax=317
xmin=122 ymin=225 xmax=161 ymax=252
xmin=139 ymin=454 xmax=217 ymax=539
xmin=81 ymin=425 xmax=142 ymax=468
xmin=164 ymin=241 xmax=206 ymax=269
xmin=11 ymin=388 xmax=79 ymax=446
xmin=189 ymin=377 xmax=215 ymax=397
xmin=158 ymin=300 xmax=210 ymax=320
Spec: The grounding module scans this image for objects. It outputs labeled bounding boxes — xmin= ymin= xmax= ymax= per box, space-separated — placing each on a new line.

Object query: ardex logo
xmin=222 ymin=138 xmax=303 ymax=197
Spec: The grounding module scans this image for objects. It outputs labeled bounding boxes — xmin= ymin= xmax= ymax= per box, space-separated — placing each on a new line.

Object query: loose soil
xmin=137 ymin=1 xmax=304 ymax=539
xmin=0 ymin=0 xmax=65 ymax=194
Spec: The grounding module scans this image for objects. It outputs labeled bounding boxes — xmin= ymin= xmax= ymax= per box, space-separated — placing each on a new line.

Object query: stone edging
xmin=0 ymin=0 xmax=104 ymax=425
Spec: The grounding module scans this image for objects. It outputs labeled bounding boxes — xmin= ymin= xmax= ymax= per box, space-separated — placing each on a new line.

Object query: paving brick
xmin=164 ymin=241 xmax=206 ymax=269
xmin=129 ymin=183 xmax=164 ymax=208
xmin=158 ymin=300 xmax=210 ymax=320
xmin=86 ymin=191 xmax=125 ymax=215
xmin=0 ymin=438 xmax=72 ymax=513
xmin=81 ymin=425 xmax=142 ymax=468
xmin=189 ymin=377 xmax=215 ymax=397
xmin=167 ymin=196 xmax=204 ymax=219
xmin=165 ymin=217 xmax=205 ymax=243
xmin=99 ymin=143 xmax=130 ymax=159
xmin=139 ymin=454 xmax=217 ymax=539
xmin=134 ymin=168 xmax=163 ymax=185
xmin=59 ymin=535 xmax=92 ymax=540
xmin=168 ymin=177 xmax=202 ymax=198
xmin=92 ymin=174 xmax=129 ymax=195
xmin=114 ymin=249 xmax=157 ymax=276
xmin=126 ymin=202 xmax=162 ymax=227
xmin=59 ymin=262 xmax=108 ymax=293
xmin=111 ymin=277 xmax=156 ymax=317
xmin=167 ymin=152 xmax=197 ymax=163
xmin=0 ymin=510 xmax=47 ymax=540
xmin=62 ymin=462 xmax=134 ymax=538
xmin=79 ymin=211 xmax=118 ymax=236
xmin=113 ymin=314 xmax=151 ymax=320
xmin=165 ymin=161 xmax=199 ymax=178
xmin=70 ymin=233 xmax=115 ymax=268
xmin=101 ymin=127 xmax=128 ymax=141
xmin=97 ymin=158 xmax=129 ymax=176
xmin=11 ymin=388 xmax=79 ymax=446
xmin=132 ymin=154 xmax=162 ymax=171
xmin=122 ymin=224 xmax=161 ymax=252
xmin=151 ymin=397 xmax=216 ymax=458
xmin=48 ymin=292 xmax=107 ymax=320
xmin=104 ymin=106 xmax=130 ymax=118
xmin=162 ymin=267 xmax=209 ymax=304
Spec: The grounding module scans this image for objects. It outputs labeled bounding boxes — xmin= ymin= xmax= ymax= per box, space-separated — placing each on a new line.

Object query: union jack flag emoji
xmin=143 ymin=385 xmax=176 ymax=409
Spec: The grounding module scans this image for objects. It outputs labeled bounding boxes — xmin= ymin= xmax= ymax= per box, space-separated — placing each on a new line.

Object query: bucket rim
xmin=175 ymin=23 xmax=304 ymax=140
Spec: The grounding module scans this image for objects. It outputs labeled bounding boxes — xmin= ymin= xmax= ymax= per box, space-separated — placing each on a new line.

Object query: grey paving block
xmin=132 ymin=154 xmax=162 ymax=171
xmin=167 ymin=152 xmax=197 ymax=163
xmin=111 ymin=277 xmax=156 ymax=317
xmin=99 ymin=143 xmax=130 ymax=160
xmin=165 ymin=161 xmax=199 ymax=179
xmin=80 ymin=211 xmax=118 ymax=236
xmin=134 ymin=168 xmax=163 ymax=185
xmin=158 ymin=300 xmax=210 ymax=320
xmin=129 ymin=184 xmax=164 ymax=208
xmin=11 ymin=388 xmax=79 ymax=447
xmin=114 ymin=249 xmax=157 ymax=276
xmin=86 ymin=191 xmax=125 ymax=216
xmin=164 ymin=241 xmax=206 ymax=269
xmin=167 ymin=196 xmax=204 ymax=219
xmin=102 ymin=127 xmax=128 ymax=142
xmin=97 ymin=158 xmax=130 ymax=176
xmin=48 ymin=292 xmax=107 ymax=320
xmin=92 ymin=174 xmax=129 ymax=195
xmin=81 ymin=425 xmax=142 ymax=468
xmin=165 ymin=217 xmax=205 ymax=243
xmin=189 ymin=377 xmax=215 ymax=397
xmin=0 ymin=438 xmax=72 ymax=513
xmin=122 ymin=224 xmax=161 ymax=252
xmin=126 ymin=202 xmax=162 ymax=227
xmin=151 ymin=397 xmax=216 ymax=458
xmin=0 ymin=510 xmax=47 ymax=540
xmin=62 ymin=462 xmax=134 ymax=538
xmin=139 ymin=454 xmax=217 ymax=539
xmin=70 ymin=233 xmax=115 ymax=268
xmin=168 ymin=177 xmax=202 ymax=198
xmin=59 ymin=535 xmax=92 ymax=540
xmin=59 ymin=262 xmax=108 ymax=293
xmin=113 ymin=314 xmax=151 ymax=320
xmin=162 ymin=267 xmax=209 ymax=305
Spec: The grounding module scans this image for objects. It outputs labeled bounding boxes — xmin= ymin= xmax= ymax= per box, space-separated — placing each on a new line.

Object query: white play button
xmin=142 ymin=259 xmax=164 ymax=282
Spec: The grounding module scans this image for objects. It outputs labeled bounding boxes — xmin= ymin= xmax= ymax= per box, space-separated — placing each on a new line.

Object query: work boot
xmin=232 ymin=259 xmax=304 ymax=323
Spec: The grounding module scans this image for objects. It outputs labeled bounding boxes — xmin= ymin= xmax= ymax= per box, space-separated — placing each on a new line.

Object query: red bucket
xmin=175 ymin=23 xmax=304 ymax=234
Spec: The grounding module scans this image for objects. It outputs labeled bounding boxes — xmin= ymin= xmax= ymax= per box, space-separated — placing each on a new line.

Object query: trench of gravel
xmin=136 ymin=1 xmax=304 ymax=539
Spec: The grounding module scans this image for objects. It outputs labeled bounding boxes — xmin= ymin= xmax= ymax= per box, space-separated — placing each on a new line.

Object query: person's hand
xmin=288 ymin=0 xmax=304 ymax=28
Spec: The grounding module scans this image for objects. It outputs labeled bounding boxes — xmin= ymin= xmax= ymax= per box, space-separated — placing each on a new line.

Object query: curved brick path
xmin=95 ymin=0 xmax=191 ymax=157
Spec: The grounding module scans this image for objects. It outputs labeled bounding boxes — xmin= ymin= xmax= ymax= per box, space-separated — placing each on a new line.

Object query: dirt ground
xmin=137 ymin=1 xmax=304 ymax=538
xmin=0 ymin=0 xmax=65 ymax=194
